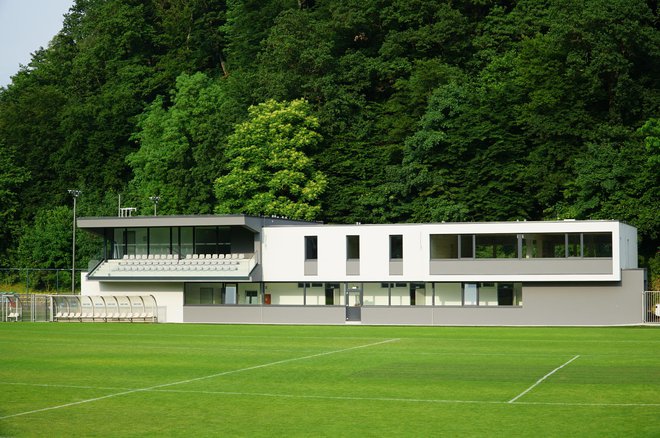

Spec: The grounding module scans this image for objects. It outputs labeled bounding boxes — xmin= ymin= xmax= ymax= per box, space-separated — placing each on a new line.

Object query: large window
xmin=435 ymin=283 xmax=462 ymax=305
xmin=475 ymin=234 xmax=518 ymax=258
xmin=430 ymin=235 xmax=474 ymax=259
xmin=305 ymin=236 xmax=318 ymax=260
xmin=390 ymin=235 xmax=403 ymax=260
xmin=265 ymin=283 xmax=304 ymax=305
xmin=522 ymin=232 xmax=612 ymax=258
xmin=522 ymin=234 xmax=565 ymax=258
xmin=434 ymin=282 xmax=522 ymax=307
xmin=185 ymin=283 xmax=261 ymax=305
xmin=184 ymin=283 xmax=224 ymax=305
xmin=113 ymin=228 xmax=125 ymax=258
xmin=430 ymin=235 xmax=458 ymax=259
xmin=180 ymin=227 xmax=193 ymax=256
xmin=583 ymin=233 xmax=612 ymax=257
xmin=126 ymin=228 xmax=147 ymax=256
xmin=149 ymin=227 xmax=170 ymax=255
xmin=109 ymin=225 xmax=248 ymax=259
xmin=460 ymin=235 xmax=474 ymax=258
xmin=195 ymin=227 xmax=215 ymax=254
xmin=567 ymin=233 xmax=581 ymax=257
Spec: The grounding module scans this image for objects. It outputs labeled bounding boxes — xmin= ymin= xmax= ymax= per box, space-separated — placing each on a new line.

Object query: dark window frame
xmin=305 ymin=235 xmax=318 ymax=260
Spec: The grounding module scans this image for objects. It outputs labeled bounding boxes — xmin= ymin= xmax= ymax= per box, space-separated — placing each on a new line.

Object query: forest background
xmin=0 ymin=0 xmax=658 ymax=288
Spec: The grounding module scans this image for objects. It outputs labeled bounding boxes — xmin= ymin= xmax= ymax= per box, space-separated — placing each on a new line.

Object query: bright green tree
xmin=214 ymin=99 xmax=327 ymax=220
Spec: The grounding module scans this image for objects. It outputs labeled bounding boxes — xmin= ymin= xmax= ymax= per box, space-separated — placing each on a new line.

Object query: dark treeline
xmin=0 ymin=0 xmax=658 ymax=287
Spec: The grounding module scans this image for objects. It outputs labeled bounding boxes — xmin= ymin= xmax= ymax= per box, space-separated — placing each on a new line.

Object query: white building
xmin=78 ymin=215 xmax=644 ymax=325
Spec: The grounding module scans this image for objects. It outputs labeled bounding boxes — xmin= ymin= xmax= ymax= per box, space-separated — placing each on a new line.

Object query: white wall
xmin=261 ymin=221 xmax=624 ymax=283
xmin=82 ymin=277 xmax=184 ymax=322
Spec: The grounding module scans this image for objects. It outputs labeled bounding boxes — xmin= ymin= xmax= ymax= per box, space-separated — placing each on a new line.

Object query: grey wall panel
xmin=184 ymin=306 xmax=263 ymax=323
xmin=346 ymin=260 xmax=360 ymax=276
xmin=362 ymin=307 xmax=434 ymax=325
xmin=519 ymin=269 xmax=643 ymax=325
xmin=183 ymin=305 xmax=345 ymax=324
xmin=304 ymin=260 xmax=318 ymax=276
xmin=430 ymin=258 xmax=613 ymax=276
xmin=262 ymin=306 xmax=345 ymax=324
xmin=389 ymin=260 xmax=403 ymax=275
xmin=181 ymin=270 xmax=643 ymax=325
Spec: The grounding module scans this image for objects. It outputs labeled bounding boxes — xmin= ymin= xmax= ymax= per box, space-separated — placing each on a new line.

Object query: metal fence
xmin=0 ymin=268 xmax=83 ymax=294
xmin=643 ymin=291 xmax=660 ymax=324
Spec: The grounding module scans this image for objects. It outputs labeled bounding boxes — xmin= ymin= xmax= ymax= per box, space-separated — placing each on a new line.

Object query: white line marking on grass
xmin=5 ymin=382 xmax=660 ymax=408
xmin=150 ymin=389 xmax=660 ymax=408
xmin=0 ymin=338 xmax=399 ymax=420
xmin=508 ymin=355 xmax=580 ymax=403
xmin=2 ymin=382 xmax=131 ymax=391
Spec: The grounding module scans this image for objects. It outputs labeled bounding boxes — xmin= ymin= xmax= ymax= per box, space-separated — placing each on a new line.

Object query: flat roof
xmin=77 ymin=215 xmax=626 ymax=231
xmin=77 ymin=214 xmax=320 ymax=235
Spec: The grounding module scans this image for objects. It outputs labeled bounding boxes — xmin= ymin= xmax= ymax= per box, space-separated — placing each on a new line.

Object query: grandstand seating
xmin=93 ymin=253 xmax=254 ymax=278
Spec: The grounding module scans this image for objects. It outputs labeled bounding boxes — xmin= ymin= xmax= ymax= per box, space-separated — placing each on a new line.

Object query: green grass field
xmin=1 ymin=323 xmax=659 ymax=437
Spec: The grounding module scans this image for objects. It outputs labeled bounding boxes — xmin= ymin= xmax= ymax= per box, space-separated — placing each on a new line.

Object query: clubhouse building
xmin=78 ymin=215 xmax=644 ymax=325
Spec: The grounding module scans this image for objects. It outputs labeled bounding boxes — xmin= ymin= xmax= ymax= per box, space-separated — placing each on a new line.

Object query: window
xmin=113 ymin=228 xmax=124 ymax=258
xmin=430 ymin=235 xmax=458 ymax=259
xmin=522 ymin=233 xmax=612 ymax=258
xmin=245 ymin=291 xmax=258 ymax=304
xmin=195 ymin=227 xmax=217 ymax=255
xmin=463 ymin=283 xmax=478 ymax=305
xmin=124 ymin=228 xmax=147 ymax=257
xmin=390 ymin=235 xmax=403 ymax=259
xmin=460 ymin=235 xmax=474 ymax=258
xmin=217 ymin=227 xmax=231 ymax=255
xmin=567 ymin=233 xmax=581 ymax=257
xmin=583 ymin=233 xmax=612 ymax=257
xmin=435 ymin=283 xmax=462 ymax=306
xmin=475 ymin=234 xmax=518 ymax=258
xmin=347 ymin=235 xmax=360 ymax=259
xmin=149 ymin=227 xmax=170 ymax=255
xmin=305 ymin=236 xmax=318 ymax=260
xmin=180 ymin=227 xmax=193 ymax=256
xmin=184 ymin=283 xmax=224 ymax=305
xmin=434 ymin=283 xmax=522 ymax=307
xmin=522 ymin=234 xmax=564 ymax=258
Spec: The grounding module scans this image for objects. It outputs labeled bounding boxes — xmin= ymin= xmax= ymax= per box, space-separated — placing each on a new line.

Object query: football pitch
xmin=1 ymin=323 xmax=659 ymax=437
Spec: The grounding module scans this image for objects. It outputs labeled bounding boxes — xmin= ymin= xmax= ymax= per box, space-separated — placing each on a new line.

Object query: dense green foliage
xmin=2 ymin=324 xmax=660 ymax=436
xmin=0 ymin=0 xmax=658 ymax=284
xmin=214 ymin=99 xmax=327 ymax=220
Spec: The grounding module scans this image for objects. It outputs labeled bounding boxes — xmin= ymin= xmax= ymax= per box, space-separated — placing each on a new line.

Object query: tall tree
xmin=127 ymin=72 xmax=240 ymax=214
xmin=0 ymin=143 xmax=30 ymax=264
xmin=214 ymin=99 xmax=327 ymax=220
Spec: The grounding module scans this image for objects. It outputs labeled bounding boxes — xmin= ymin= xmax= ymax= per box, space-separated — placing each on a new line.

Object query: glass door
xmin=345 ymin=283 xmax=362 ymax=322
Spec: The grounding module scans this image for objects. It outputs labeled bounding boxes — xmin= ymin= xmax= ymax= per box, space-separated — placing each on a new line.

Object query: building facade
xmin=78 ymin=215 xmax=644 ymax=325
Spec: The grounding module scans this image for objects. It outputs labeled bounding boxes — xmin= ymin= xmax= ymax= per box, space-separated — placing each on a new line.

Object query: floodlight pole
xmin=149 ymin=196 xmax=160 ymax=216
xmin=68 ymin=190 xmax=82 ymax=294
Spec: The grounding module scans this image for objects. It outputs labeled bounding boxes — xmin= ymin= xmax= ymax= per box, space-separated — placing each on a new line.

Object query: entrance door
xmin=345 ymin=283 xmax=362 ymax=322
